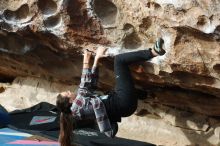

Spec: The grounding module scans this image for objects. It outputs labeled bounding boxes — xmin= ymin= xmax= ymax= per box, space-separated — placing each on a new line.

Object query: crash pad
xmin=0 ymin=128 xmax=59 ymax=146
xmin=7 ymin=102 xmax=155 ymax=146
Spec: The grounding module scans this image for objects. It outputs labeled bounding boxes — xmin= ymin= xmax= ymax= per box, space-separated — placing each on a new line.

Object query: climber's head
xmin=57 ymin=91 xmax=76 ymax=105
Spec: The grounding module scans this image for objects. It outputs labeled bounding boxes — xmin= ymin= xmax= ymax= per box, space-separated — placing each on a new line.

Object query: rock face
xmin=0 ymin=77 xmax=76 ymax=111
xmin=0 ymin=0 xmax=220 ymax=145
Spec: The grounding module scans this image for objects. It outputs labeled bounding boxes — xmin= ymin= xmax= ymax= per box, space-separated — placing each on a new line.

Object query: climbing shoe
xmin=153 ymin=38 xmax=166 ymax=56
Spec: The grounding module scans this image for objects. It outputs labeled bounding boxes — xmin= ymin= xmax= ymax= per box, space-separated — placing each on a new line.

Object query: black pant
xmin=103 ymin=49 xmax=154 ymax=121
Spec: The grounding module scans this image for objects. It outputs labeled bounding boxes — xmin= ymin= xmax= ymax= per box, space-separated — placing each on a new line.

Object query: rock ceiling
xmin=0 ymin=0 xmax=220 ymax=117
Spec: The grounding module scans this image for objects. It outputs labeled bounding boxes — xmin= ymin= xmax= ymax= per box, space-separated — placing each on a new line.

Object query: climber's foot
xmin=153 ymin=38 xmax=166 ymax=56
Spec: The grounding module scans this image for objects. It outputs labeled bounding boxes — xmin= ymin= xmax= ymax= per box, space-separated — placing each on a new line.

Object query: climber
xmin=56 ymin=38 xmax=166 ymax=146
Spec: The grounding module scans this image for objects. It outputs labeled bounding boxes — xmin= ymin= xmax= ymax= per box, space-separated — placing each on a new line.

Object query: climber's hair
xmin=56 ymin=94 xmax=74 ymax=146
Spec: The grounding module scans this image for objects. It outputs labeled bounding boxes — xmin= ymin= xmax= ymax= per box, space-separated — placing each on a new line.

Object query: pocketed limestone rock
xmin=1 ymin=0 xmax=220 ymax=145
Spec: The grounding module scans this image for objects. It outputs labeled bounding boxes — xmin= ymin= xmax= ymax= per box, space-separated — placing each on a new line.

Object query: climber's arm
xmin=79 ymin=49 xmax=93 ymax=91
xmin=90 ymin=47 xmax=108 ymax=89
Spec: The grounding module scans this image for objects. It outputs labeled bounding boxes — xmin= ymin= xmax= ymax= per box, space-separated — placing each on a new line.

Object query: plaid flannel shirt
xmin=70 ymin=68 xmax=113 ymax=137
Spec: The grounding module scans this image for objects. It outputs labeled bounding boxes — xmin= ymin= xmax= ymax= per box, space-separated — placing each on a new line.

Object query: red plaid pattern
xmin=70 ymin=68 xmax=113 ymax=137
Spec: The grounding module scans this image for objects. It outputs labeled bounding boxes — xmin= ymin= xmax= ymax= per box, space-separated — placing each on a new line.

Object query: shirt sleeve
xmin=91 ymin=67 xmax=99 ymax=90
xmin=79 ymin=67 xmax=99 ymax=91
